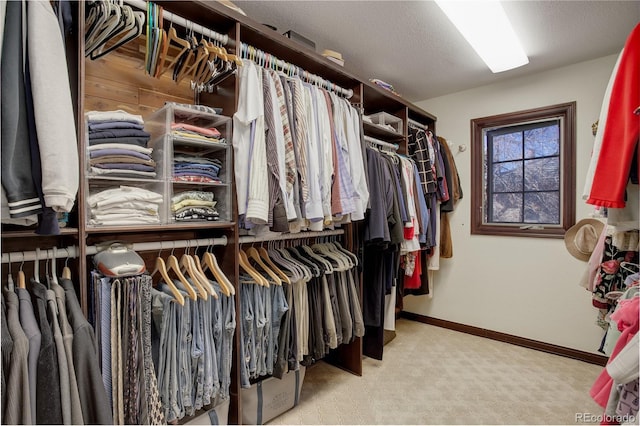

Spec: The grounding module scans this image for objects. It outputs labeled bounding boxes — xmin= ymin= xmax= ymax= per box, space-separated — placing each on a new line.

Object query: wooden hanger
xmin=15 ymin=253 xmax=26 ymax=289
xmin=183 ymin=37 xmax=210 ymax=83
xmin=187 ymin=252 xmax=218 ymax=299
xmin=156 ymin=25 xmax=190 ymax=78
xmin=17 ymin=270 xmax=26 ymax=289
xmin=166 ymin=254 xmax=197 ymax=300
xmin=247 ymin=247 xmax=281 ymax=285
xmin=193 ymin=254 xmax=225 ymax=297
xmin=239 ymin=249 xmax=269 ymax=286
xmin=151 ymin=257 xmax=185 ymax=306
xmin=62 ymin=253 xmax=72 ymax=280
xmin=259 ymin=247 xmax=290 ymax=284
xmin=174 ymin=32 xmax=199 ymax=83
xmin=202 ymin=252 xmax=234 ymax=296
xmin=180 ymin=253 xmax=208 ymax=300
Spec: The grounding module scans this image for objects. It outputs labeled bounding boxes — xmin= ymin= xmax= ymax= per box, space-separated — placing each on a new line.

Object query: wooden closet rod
xmin=238 ymin=229 xmax=344 ymax=244
xmin=125 ymin=0 xmax=231 ymax=46
xmin=239 ymin=42 xmax=354 ymax=99
xmin=1 ymin=236 xmax=228 ymax=264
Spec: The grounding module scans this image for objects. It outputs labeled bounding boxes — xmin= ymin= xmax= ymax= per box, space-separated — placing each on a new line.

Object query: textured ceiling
xmin=233 ymin=0 xmax=640 ymax=102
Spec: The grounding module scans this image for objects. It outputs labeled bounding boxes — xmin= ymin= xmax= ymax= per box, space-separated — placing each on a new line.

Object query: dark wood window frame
xmin=470 ymin=102 xmax=576 ymax=238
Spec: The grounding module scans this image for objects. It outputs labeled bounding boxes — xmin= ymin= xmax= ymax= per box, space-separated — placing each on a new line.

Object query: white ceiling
xmin=233 ymin=0 xmax=640 ymax=102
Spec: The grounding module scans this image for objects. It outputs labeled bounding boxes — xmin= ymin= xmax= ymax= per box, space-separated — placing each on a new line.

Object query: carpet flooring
xmin=268 ymin=318 xmax=605 ymax=425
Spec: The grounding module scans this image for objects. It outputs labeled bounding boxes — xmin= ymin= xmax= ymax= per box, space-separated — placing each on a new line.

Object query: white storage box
xmin=241 ymin=367 xmax=305 ymax=425
xmin=366 ymin=112 xmax=403 ymax=134
xmin=184 ymin=398 xmax=230 ymax=425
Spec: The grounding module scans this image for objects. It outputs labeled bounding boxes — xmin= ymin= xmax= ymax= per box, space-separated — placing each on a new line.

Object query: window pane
xmin=492 ymin=161 xmax=523 ymax=192
xmin=524 ymin=192 xmax=560 ymax=224
xmin=524 ymin=123 xmax=559 ymax=159
xmin=491 ymin=193 xmax=523 ymax=222
xmin=524 ymin=157 xmax=559 ymax=191
xmin=492 ymin=132 xmax=523 ymax=162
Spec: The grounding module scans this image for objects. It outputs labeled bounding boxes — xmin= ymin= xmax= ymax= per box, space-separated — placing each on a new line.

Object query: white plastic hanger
xmin=6 ymin=252 xmax=14 ymax=292
xmin=51 ymin=247 xmax=59 ymax=285
xmin=33 ymin=248 xmax=41 ymax=283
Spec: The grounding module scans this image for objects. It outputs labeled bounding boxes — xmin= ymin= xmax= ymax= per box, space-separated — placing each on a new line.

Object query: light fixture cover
xmin=436 ymin=0 xmax=529 ymax=73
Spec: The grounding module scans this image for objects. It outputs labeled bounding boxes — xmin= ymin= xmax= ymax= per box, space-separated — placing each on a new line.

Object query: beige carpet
xmin=268 ymin=318 xmax=605 ymax=425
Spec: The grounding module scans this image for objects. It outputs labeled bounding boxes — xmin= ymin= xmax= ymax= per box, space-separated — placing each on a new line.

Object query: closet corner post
xmin=399 ymin=107 xmax=409 ymax=155
xmin=226 ymin=227 xmax=242 ymax=425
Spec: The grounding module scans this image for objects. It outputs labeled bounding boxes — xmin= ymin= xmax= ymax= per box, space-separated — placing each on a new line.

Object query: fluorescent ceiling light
xmin=435 ymin=0 xmax=529 ymax=73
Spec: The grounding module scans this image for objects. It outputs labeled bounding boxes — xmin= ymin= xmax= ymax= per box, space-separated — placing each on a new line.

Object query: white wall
xmin=404 ymin=54 xmax=620 ymax=354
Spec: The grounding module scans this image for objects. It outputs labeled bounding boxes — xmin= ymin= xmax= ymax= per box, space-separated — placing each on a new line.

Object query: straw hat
xmin=564 ymin=218 xmax=605 ymax=261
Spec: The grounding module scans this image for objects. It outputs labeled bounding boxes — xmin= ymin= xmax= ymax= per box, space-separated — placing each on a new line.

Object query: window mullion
xmin=521 ymin=130 xmax=525 ymax=222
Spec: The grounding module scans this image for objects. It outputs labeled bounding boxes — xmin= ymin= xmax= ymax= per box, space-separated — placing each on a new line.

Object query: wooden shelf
xmin=362 ymin=121 xmax=405 ymax=141
xmin=85 ymin=222 xmax=236 ymax=234
xmin=1 ymin=227 xmax=80 ymax=239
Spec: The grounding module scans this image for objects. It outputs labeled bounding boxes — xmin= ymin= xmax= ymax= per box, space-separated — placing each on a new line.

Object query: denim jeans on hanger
xmin=152 ymin=285 xmax=180 ymax=422
xmin=176 ymin=288 xmax=192 ymax=419
xmin=190 ymin=298 xmax=205 ymax=414
xmin=215 ymin=283 xmax=235 ymax=400
xmin=204 ymin=288 xmax=220 ymax=406
xmin=253 ymin=284 xmax=268 ymax=378
xmin=239 ymin=281 xmax=255 ymax=388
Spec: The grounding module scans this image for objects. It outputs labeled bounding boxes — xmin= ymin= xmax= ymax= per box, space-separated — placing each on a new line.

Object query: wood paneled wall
xmin=84 ymin=37 xmax=194 ymax=117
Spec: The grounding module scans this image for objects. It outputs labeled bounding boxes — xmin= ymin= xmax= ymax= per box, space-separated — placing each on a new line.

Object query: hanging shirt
xmin=233 ymin=60 xmax=267 ymax=224
xmin=343 ymin=98 xmax=369 ymax=221
xmin=314 ymin=87 xmax=334 ymax=224
xmin=302 ymin=83 xmax=324 ymax=225
xmin=270 ymin=70 xmax=298 ymax=221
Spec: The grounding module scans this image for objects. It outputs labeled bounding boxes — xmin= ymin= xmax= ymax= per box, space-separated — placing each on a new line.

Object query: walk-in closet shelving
xmin=1 ymin=0 xmax=439 ymax=423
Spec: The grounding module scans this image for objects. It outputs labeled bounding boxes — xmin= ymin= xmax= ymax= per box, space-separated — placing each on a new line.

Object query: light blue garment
xmin=252 ymin=283 xmax=267 ymax=378
xmin=239 ymin=281 xmax=255 ymax=388
xmin=201 ymin=288 xmax=219 ymax=407
xmin=190 ymin=297 xmax=205 ymax=414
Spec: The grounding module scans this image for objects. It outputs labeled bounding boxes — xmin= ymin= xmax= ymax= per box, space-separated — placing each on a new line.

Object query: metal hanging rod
xmin=364 ymin=135 xmax=399 ymax=151
xmin=239 ymin=42 xmax=353 ymax=99
xmin=1 ymin=236 xmax=228 ymax=264
xmin=2 ymin=246 xmax=81 ymax=264
xmin=124 ymin=0 xmax=230 ymax=46
xmin=238 ymin=229 xmax=344 ymax=244
xmin=408 ymin=118 xmax=428 ymax=130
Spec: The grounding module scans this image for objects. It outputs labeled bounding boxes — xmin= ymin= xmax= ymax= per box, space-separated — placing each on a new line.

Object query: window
xmin=471 ymin=102 xmax=576 ymax=238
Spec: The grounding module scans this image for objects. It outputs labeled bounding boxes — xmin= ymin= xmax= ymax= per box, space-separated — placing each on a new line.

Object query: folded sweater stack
xmin=87 ymin=110 xmax=156 ymax=179
xmin=171 ymin=190 xmax=219 ymax=222
xmin=173 ymin=155 xmax=223 ymax=183
xmin=171 ymin=122 xmax=225 ymax=144
xmin=88 ymin=185 xmax=163 ymax=226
